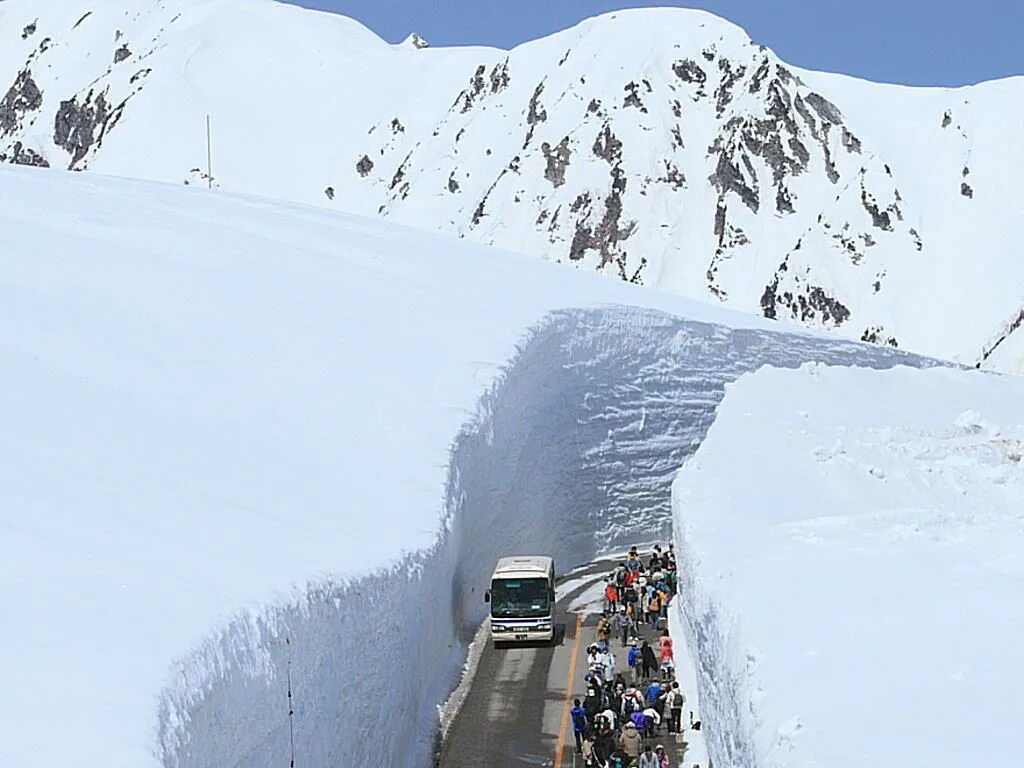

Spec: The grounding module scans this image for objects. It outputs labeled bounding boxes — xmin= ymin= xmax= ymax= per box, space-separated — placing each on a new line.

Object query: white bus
xmin=484 ymin=555 xmax=555 ymax=644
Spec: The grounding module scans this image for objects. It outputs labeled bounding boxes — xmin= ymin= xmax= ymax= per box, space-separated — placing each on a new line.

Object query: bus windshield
xmin=490 ymin=577 xmax=550 ymax=619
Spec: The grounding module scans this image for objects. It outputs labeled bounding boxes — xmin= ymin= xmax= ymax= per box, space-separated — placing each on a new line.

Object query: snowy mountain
xmin=1 ymin=0 xmax=1023 ymax=372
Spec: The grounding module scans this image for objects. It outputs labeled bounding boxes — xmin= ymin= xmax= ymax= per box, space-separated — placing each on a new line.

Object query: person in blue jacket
xmin=626 ymin=639 xmax=643 ymax=685
xmin=570 ymin=698 xmax=588 ymax=753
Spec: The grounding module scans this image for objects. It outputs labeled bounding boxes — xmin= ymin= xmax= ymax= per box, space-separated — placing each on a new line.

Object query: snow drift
xmin=0 ymin=163 xmax=925 ymax=768
xmin=672 ymin=363 xmax=1024 ymax=767
xmin=1 ymin=0 xmax=1022 ymax=371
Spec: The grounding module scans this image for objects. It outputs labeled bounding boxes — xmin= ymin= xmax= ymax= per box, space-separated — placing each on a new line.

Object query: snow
xmin=0 ymin=162 xmax=929 ymax=768
xmin=672 ymin=363 xmax=1024 ymax=767
xmin=1 ymin=0 xmax=1022 ymax=371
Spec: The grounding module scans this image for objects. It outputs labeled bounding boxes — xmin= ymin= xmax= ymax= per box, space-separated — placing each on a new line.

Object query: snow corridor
xmin=158 ymin=307 xmax=922 ymax=768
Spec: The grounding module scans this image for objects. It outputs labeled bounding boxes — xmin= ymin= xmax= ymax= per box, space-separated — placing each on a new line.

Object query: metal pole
xmin=206 ymin=114 xmax=212 ymax=189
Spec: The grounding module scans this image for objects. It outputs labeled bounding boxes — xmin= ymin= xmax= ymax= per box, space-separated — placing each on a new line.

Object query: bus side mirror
xmin=484 ymin=590 xmax=490 ymax=604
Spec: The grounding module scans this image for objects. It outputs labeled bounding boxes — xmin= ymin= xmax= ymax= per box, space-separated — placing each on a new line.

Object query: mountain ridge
xmin=2 ymin=0 xmax=1022 ymax=372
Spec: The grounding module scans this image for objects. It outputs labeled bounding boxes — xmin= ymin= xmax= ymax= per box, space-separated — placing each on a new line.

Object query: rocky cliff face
xmin=0 ymin=0 xmax=1021 ymax=372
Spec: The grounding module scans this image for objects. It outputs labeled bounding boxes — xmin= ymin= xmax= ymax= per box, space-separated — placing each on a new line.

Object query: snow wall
xmin=158 ymin=306 xmax=923 ymax=768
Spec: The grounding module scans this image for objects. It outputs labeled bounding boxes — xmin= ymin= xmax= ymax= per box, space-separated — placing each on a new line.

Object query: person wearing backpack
xmin=666 ymin=682 xmax=685 ymax=734
xmin=570 ymin=698 xmax=588 ymax=752
xmin=647 ymin=590 xmax=662 ymax=629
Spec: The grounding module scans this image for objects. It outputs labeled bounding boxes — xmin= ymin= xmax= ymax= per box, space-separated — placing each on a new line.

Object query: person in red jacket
xmin=657 ymin=629 xmax=675 ymax=679
xmin=604 ymin=580 xmax=619 ymax=613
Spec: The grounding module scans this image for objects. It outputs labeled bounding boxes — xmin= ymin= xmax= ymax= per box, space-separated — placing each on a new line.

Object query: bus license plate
xmin=515 ymin=633 xmax=527 ymax=640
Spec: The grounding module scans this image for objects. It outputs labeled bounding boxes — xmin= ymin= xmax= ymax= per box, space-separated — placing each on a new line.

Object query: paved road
xmin=437 ymin=562 xmax=690 ymax=768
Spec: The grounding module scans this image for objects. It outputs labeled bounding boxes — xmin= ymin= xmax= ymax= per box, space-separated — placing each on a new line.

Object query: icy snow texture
xmin=0 ymin=164 xmax=924 ymax=768
xmin=673 ymin=363 xmax=1024 ymax=768
xmin=0 ymin=0 xmax=1022 ymax=371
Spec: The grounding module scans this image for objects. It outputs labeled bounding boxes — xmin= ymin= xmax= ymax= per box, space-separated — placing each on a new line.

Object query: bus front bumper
xmin=490 ymin=620 xmax=553 ymax=642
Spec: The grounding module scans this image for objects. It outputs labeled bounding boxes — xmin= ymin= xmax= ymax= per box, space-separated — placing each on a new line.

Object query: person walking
xmin=666 ymin=682 xmax=685 ymax=734
xmin=658 ymin=630 xmax=675 ymax=679
xmin=571 ymin=698 xmax=588 ymax=753
xmin=626 ymin=639 xmax=643 ymax=684
xmin=620 ymin=721 xmax=642 ymax=765
xmin=605 ymin=580 xmax=619 ymax=613
xmin=597 ymin=612 xmax=612 ymax=647
xmin=655 ymin=744 xmax=671 ymax=768
xmin=616 ymin=607 xmax=632 ymax=647
xmin=647 ymin=589 xmax=662 ymax=630
xmin=640 ymin=640 xmax=658 ymax=681
xmin=638 ymin=744 xmax=659 ymax=768
xmin=581 ymin=733 xmax=597 ymax=767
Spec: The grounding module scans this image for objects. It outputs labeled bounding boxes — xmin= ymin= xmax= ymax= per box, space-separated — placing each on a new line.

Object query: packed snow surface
xmin=673 ymin=363 xmax=1024 ymax=767
xmin=0 ymin=163 xmax=926 ymax=768
xmin=1 ymin=0 xmax=1022 ymax=370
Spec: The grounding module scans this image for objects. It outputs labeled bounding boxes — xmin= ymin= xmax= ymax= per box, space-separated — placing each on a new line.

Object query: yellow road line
xmin=553 ymin=611 xmax=585 ymax=768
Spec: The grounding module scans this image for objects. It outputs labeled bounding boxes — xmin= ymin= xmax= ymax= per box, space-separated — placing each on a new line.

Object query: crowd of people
xmin=569 ymin=544 xmax=691 ymax=768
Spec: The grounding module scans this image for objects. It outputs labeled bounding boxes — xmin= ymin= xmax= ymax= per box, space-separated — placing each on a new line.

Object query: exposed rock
xmin=460 ymin=65 xmax=486 ymax=112
xmin=708 ymin=149 xmax=759 ymax=213
xmin=623 ymin=81 xmax=646 ymax=112
xmin=406 ymin=32 xmax=429 ymax=49
xmin=73 ymin=12 xmax=92 ymax=29
xmin=979 ymin=308 xmax=1024 ymax=363
xmin=841 ymin=127 xmax=862 ymax=153
xmin=761 ymin=267 xmax=851 ymax=327
xmin=130 ymin=68 xmax=152 ymax=85
xmin=805 ymin=92 xmax=842 ymax=124
xmin=541 ymin=136 xmax=571 ymax=187
xmin=22 ymin=22 xmax=37 ymax=39
xmin=388 ymin=152 xmax=410 ymax=190
xmin=0 ymin=70 xmax=43 ymax=138
xmin=587 ymin=98 xmax=601 ymax=114
xmin=114 ymin=44 xmax=131 ymax=64
xmin=569 ymin=189 xmax=637 ymax=266
xmin=1 ymin=141 xmax=49 ymax=168
xmin=356 ymin=154 xmax=374 ymax=177
xmin=658 ymin=161 xmax=685 ymax=191
xmin=714 ymin=59 xmax=746 ymax=116
xmin=941 ymin=110 xmax=952 ymax=128
xmin=471 ymin=171 xmax=507 ymax=227
xmin=861 ymin=326 xmax=898 ymax=347
xmin=671 ymin=126 xmax=684 ymax=149
xmin=592 ymin=123 xmax=622 ymax=165
xmin=570 ymin=192 xmax=591 ymax=213
xmin=672 ymin=59 xmax=706 ymax=87
xmin=909 ymin=227 xmax=923 ymax=251
xmin=527 ymin=82 xmax=547 ymax=125
xmin=54 ymin=90 xmax=114 ymax=167
xmin=859 ymin=184 xmax=895 ymax=230
xmin=391 ymin=117 xmax=404 ymax=134
xmin=749 ymin=57 xmax=771 ymax=93
xmin=961 ymin=182 xmax=973 ymax=198
xmin=447 ymin=171 xmax=460 ymax=193
xmin=324 ymin=186 xmax=334 ymax=200
xmin=962 ymin=165 xmax=970 ymax=177
xmin=490 ymin=59 xmax=510 ymax=93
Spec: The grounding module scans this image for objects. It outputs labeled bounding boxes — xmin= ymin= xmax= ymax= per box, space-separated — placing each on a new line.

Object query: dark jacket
xmin=641 ymin=644 xmax=657 ymax=668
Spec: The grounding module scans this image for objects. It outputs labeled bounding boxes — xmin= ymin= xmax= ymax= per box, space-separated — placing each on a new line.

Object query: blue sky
xmin=284 ymin=0 xmax=1022 ymax=86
